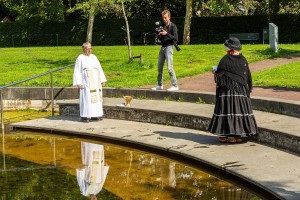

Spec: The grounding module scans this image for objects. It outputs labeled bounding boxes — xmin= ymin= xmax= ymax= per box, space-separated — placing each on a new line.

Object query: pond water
xmin=0 ymin=131 xmax=261 ymax=200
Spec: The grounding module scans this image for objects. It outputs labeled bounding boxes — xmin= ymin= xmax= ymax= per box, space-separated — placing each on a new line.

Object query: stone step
xmin=57 ymin=98 xmax=300 ymax=155
xmin=2 ymin=87 xmax=300 ymax=117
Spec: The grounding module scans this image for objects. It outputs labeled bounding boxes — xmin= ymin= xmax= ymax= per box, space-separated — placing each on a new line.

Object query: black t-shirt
xmin=158 ymin=22 xmax=178 ymax=47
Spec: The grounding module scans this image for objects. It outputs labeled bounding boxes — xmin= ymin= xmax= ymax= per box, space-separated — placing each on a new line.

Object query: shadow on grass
xmin=6 ymin=58 xmax=73 ymax=67
xmin=35 ymin=58 xmax=74 ymax=67
xmin=254 ymin=86 xmax=300 ymax=92
xmin=252 ymin=48 xmax=300 ymax=59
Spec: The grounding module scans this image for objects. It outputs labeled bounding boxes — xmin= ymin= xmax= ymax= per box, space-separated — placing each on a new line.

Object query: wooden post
xmin=139 ymin=53 xmax=143 ymax=64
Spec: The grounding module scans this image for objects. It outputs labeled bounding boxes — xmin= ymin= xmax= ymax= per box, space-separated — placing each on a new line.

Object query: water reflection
xmin=0 ymin=131 xmax=261 ymax=200
xmin=77 ymin=142 xmax=109 ymax=199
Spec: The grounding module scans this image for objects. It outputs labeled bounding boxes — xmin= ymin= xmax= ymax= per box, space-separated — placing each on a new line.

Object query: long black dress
xmin=208 ymin=53 xmax=258 ymax=138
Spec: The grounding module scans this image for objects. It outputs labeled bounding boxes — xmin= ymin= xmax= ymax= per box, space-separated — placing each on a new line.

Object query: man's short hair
xmin=161 ymin=10 xmax=171 ymax=18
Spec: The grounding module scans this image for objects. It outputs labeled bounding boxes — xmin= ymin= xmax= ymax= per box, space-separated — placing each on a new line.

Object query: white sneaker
xmin=151 ymin=85 xmax=163 ymax=90
xmin=167 ymin=86 xmax=179 ymax=91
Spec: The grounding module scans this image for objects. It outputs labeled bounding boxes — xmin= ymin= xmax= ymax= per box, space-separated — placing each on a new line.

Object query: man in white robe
xmin=77 ymin=142 xmax=109 ymax=199
xmin=73 ymin=42 xmax=107 ymax=122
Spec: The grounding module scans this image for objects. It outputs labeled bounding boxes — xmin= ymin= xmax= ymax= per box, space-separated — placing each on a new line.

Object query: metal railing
xmin=0 ymin=63 xmax=74 ymax=137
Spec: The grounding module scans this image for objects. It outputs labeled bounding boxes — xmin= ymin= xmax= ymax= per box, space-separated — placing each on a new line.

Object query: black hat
xmin=224 ymin=37 xmax=242 ymax=51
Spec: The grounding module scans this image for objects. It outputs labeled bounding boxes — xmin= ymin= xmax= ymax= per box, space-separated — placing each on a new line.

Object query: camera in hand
xmin=155 ymin=21 xmax=164 ymax=33
xmin=154 ymin=21 xmax=181 ymax=52
xmin=154 ymin=21 xmax=164 ymax=44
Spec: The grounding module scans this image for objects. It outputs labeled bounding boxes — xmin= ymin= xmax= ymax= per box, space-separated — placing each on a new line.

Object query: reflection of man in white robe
xmin=73 ymin=42 xmax=107 ymax=121
xmin=77 ymin=142 xmax=109 ymax=199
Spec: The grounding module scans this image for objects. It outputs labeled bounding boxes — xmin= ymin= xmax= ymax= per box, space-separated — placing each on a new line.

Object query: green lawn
xmin=4 ymin=110 xmax=52 ymax=123
xmin=0 ymin=44 xmax=300 ymax=88
xmin=252 ymin=61 xmax=300 ymax=88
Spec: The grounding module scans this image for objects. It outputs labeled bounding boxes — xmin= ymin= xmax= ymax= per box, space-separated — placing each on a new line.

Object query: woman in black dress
xmin=208 ymin=37 xmax=258 ymax=143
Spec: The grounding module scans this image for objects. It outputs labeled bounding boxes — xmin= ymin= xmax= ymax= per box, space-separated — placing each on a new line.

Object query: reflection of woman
xmin=77 ymin=142 xmax=109 ymax=199
xmin=208 ymin=37 xmax=258 ymax=143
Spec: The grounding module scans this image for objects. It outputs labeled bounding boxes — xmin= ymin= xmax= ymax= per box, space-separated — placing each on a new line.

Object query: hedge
xmin=0 ymin=14 xmax=299 ymax=47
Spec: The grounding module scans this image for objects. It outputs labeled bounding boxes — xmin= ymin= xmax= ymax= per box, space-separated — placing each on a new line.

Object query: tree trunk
xmin=183 ymin=0 xmax=193 ymax=45
xmin=86 ymin=1 xmax=96 ymax=43
xmin=121 ymin=2 xmax=132 ymax=61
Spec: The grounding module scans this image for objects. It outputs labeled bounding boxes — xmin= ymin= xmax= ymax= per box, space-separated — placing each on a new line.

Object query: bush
xmin=0 ymin=14 xmax=299 ymax=47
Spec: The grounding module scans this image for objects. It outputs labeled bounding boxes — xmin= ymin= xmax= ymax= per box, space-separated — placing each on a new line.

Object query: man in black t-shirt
xmin=152 ymin=10 xmax=179 ymax=91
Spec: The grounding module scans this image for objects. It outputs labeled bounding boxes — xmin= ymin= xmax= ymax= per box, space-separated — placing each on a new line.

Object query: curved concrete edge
xmin=2 ymin=87 xmax=300 ymax=118
xmin=58 ymin=102 xmax=300 ymax=155
xmin=10 ymin=119 xmax=284 ymax=200
xmin=104 ymin=107 xmax=300 ymax=155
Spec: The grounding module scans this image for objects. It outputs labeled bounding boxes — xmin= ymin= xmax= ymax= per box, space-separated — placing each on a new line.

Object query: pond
xmin=0 ymin=130 xmax=261 ymax=200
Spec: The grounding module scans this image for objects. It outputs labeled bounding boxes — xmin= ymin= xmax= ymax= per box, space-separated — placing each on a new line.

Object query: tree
xmin=238 ymin=0 xmax=260 ymax=15
xmin=195 ymin=0 xmax=236 ymax=16
xmin=124 ymin=0 xmax=186 ymax=18
xmin=86 ymin=0 xmax=97 ymax=43
xmin=68 ymin=0 xmax=135 ymax=59
xmin=67 ymin=0 xmax=117 ymax=43
xmin=2 ymin=0 xmax=65 ymax=22
xmin=183 ymin=0 xmax=193 ymax=44
xmin=121 ymin=1 xmax=133 ymax=61
xmin=278 ymin=0 xmax=300 ymax=14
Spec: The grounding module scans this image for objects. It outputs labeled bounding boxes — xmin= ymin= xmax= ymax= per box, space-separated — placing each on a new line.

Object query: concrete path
xmin=58 ymin=98 xmax=300 ymax=140
xmin=10 ymin=98 xmax=300 ymax=200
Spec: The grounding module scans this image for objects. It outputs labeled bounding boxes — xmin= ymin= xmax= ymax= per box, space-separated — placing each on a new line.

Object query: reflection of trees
xmin=126 ymin=150 xmax=133 ymax=185
xmin=0 ymin=156 xmax=121 ymax=199
xmin=1 ymin=134 xmax=259 ymax=200
xmin=105 ymin=150 xmax=258 ymax=200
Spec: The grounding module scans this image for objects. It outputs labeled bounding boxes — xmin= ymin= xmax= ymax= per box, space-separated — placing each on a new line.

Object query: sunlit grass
xmin=4 ymin=109 xmax=53 ymax=123
xmin=252 ymin=61 xmax=300 ymax=88
xmin=0 ymin=44 xmax=299 ymax=88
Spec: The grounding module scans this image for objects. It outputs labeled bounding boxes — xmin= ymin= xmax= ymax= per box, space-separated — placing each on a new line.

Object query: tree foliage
xmin=124 ymin=0 xmax=185 ymax=18
xmin=194 ymin=0 xmax=300 ymax=17
xmin=66 ymin=0 xmax=121 ymax=19
xmin=1 ymin=0 xmax=65 ymax=22
xmin=195 ymin=0 xmax=261 ymax=16
xmin=1 ymin=0 xmax=299 ymax=22
xmin=278 ymin=0 xmax=300 ymax=14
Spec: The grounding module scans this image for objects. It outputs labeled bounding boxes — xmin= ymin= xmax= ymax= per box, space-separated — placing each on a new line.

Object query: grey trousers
xmin=157 ymin=45 xmax=177 ymax=87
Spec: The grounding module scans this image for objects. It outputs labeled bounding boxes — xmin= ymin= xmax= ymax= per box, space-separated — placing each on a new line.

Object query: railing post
xmin=50 ymin=72 xmax=54 ymax=117
xmin=0 ymin=63 xmax=74 ymax=120
xmin=53 ymin=138 xmax=56 ymax=166
xmin=1 ymin=89 xmax=6 ymax=171
xmin=1 ymin=90 xmax=4 ymax=136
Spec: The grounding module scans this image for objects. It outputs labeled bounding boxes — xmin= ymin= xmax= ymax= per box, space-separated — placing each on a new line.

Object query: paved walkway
xmin=141 ymin=54 xmax=300 ymax=102
xmin=11 ymin=98 xmax=300 ymax=200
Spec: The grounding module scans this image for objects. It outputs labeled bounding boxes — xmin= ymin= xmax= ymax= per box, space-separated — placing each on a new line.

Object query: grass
xmin=4 ymin=109 xmax=52 ymax=123
xmin=0 ymin=44 xmax=300 ymax=88
xmin=252 ymin=61 xmax=300 ymax=88
xmin=196 ymin=97 xmax=206 ymax=104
